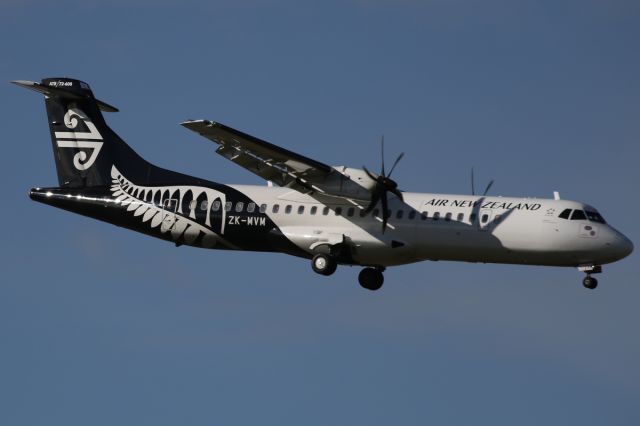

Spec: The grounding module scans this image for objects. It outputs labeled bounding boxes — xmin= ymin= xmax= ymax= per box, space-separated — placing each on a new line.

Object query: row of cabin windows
xmin=183 ymin=200 xmax=500 ymax=224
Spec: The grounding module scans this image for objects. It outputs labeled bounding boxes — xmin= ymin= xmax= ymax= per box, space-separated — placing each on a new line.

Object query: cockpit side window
xmin=570 ymin=210 xmax=587 ymax=220
xmin=558 ymin=209 xmax=572 ymax=219
xmin=586 ymin=210 xmax=606 ymax=224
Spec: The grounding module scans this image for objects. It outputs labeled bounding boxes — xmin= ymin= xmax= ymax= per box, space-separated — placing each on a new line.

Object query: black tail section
xmin=12 ymin=78 xmax=152 ymax=188
xmin=14 ymin=78 xmax=312 ymax=259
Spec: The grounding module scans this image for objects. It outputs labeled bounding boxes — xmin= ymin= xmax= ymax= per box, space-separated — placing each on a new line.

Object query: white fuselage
xmin=228 ymin=185 xmax=632 ymax=268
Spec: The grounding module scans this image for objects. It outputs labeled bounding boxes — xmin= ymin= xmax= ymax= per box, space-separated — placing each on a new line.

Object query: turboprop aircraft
xmin=13 ymin=78 xmax=633 ymax=291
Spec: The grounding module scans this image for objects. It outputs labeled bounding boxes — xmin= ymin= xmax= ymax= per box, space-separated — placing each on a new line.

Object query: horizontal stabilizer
xmin=11 ymin=79 xmax=119 ymax=112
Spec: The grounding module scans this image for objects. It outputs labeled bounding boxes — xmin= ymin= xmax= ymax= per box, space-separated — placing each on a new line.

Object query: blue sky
xmin=1 ymin=1 xmax=639 ymax=424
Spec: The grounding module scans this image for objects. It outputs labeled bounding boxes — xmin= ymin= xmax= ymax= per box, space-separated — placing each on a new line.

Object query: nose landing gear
xmin=578 ymin=265 xmax=602 ymax=290
xmin=582 ymin=275 xmax=598 ymax=290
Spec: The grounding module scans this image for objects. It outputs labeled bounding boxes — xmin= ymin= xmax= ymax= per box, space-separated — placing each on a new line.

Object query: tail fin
xmin=12 ymin=78 xmax=149 ymax=188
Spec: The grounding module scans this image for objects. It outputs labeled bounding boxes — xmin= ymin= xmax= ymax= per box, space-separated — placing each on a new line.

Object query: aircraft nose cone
xmin=610 ymin=232 xmax=634 ymax=261
xmin=620 ymin=235 xmax=634 ymax=258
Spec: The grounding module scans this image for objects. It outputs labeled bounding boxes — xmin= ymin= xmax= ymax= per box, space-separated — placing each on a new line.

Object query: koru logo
xmin=54 ymin=108 xmax=104 ymax=171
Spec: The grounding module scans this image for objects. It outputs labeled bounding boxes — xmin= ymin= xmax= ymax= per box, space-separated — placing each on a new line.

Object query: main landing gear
xmin=358 ymin=267 xmax=384 ymax=291
xmin=579 ymin=265 xmax=602 ymax=290
xmin=310 ymin=254 xmax=385 ymax=291
xmin=311 ymin=253 xmax=337 ymax=276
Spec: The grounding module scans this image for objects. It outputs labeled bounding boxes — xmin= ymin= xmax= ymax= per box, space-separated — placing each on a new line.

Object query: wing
xmin=181 ymin=120 xmax=373 ymax=200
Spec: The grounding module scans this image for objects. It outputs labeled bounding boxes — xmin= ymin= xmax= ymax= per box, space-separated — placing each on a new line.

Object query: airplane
xmin=13 ymin=77 xmax=633 ymax=291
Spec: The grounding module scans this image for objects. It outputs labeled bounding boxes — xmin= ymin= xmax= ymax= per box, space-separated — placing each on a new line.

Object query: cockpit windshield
xmin=559 ymin=209 xmax=571 ymax=219
xmin=558 ymin=208 xmax=606 ymax=223
xmin=571 ymin=210 xmax=586 ymax=220
xmin=585 ymin=210 xmax=606 ymax=224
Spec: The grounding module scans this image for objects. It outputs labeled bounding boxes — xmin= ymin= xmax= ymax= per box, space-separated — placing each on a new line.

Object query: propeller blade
xmin=380 ymin=135 xmax=385 ymax=177
xmin=483 ymin=179 xmax=494 ymax=196
xmin=387 ymin=152 xmax=404 ymax=178
xmin=363 ymin=166 xmax=378 ymax=182
xmin=381 ymin=190 xmax=389 ymax=233
xmin=390 ymin=187 xmax=404 ymax=201
xmin=471 ymin=167 xmax=475 ymax=196
xmin=363 ymin=190 xmax=381 ymax=215
xmin=364 ymin=135 xmax=405 ymax=230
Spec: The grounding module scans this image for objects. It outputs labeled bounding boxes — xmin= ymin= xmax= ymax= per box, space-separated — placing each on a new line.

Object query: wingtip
xmin=10 ymin=79 xmax=37 ymax=88
xmin=180 ymin=119 xmax=215 ymax=127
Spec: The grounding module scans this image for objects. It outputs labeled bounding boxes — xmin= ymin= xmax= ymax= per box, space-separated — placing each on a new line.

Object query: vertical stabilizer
xmin=12 ymin=78 xmax=149 ymax=188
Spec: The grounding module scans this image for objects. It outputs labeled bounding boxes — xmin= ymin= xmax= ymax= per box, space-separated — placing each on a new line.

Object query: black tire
xmin=583 ymin=276 xmax=598 ymax=290
xmin=311 ymin=253 xmax=337 ymax=276
xmin=358 ymin=267 xmax=384 ymax=291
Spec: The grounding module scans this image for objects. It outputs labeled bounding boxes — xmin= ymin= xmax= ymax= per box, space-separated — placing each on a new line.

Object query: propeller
xmin=362 ymin=136 xmax=404 ymax=233
xmin=471 ymin=167 xmax=494 ymax=196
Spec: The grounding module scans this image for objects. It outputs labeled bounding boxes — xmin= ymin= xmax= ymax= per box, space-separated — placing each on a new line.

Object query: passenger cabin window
xmin=409 ymin=211 xmax=416 ymax=220
xmin=586 ymin=210 xmax=606 ymax=224
xmin=481 ymin=214 xmax=489 ymax=223
xmin=212 ymin=200 xmax=221 ymax=211
xmin=259 ymin=204 xmax=267 ymax=213
xmin=272 ymin=204 xmax=280 ymax=214
xmin=335 ymin=207 xmax=343 ymax=216
xmin=559 ymin=209 xmax=572 ymax=219
xmin=444 ymin=212 xmax=452 ymax=221
xmin=421 ymin=212 xmax=427 ymax=220
xmin=457 ymin=213 xmax=464 ymax=222
xmin=396 ymin=210 xmax=404 ymax=219
xmin=310 ymin=206 xmax=317 ymax=215
xmin=247 ymin=202 xmax=255 ymax=213
xmin=571 ymin=210 xmax=587 ymax=220
xmin=494 ymin=214 xmax=502 ymax=223
xmin=285 ymin=205 xmax=292 ymax=214
xmin=235 ymin=202 xmax=244 ymax=213
xmin=470 ymin=213 xmax=477 ymax=223
xmin=322 ymin=207 xmax=330 ymax=215
xmin=298 ymin=205 xmax=305 ymax=214
xmin=225 ymin=202 xmax=232 ymax=212
xmin=347 ymin=207 xmax=355 ymax=217
xmin=433 ymin=212 xmax=440 ymax=221
xmin=200 ymin=201 xmax=208 ymax=211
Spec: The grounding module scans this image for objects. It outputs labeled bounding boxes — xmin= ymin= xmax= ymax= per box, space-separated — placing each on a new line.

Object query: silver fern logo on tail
xmin=110 ymin=166 xmax=228 ymax=248
xmin=54 ymin=108 xmax=103 ymax=170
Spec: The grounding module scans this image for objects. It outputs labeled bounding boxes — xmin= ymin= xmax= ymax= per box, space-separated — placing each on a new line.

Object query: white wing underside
xmin=181 ymin=120 xmax=375 ymax=202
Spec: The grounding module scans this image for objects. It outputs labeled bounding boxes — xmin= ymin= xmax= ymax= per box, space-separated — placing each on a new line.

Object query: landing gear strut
xmin=311 ymin=253 xmax=337 ymax=276
xmin=358 ymin=267 xmax=384 ymax=291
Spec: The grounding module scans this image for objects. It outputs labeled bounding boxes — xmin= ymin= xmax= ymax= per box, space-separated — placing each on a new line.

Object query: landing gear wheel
xmin=358 ymin=267 xmax=384 ymax=291
xmin=583 ymin=275 xmax=598 ymax=290
xmin=311 ymin=253 xmax=337 ymax=276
